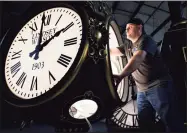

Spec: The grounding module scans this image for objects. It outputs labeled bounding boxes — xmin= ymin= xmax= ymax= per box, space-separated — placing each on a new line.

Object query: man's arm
xmin=119 ymin=50 xmax=147 ymax=78
xmin=110 ymin=47 xmax=124 ymax=56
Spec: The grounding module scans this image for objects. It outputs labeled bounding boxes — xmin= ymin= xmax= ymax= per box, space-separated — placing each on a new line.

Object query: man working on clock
xmin=110 ymin=18 xmax=184 ymax=132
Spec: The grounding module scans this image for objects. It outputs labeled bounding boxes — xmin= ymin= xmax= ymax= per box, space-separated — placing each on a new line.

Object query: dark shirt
xmin=117 ymin=34 xmax=171 ymax=91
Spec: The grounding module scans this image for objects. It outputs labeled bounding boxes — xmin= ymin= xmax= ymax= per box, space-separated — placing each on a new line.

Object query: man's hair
xmin=127 ymin=18 xmax=145 ymax=34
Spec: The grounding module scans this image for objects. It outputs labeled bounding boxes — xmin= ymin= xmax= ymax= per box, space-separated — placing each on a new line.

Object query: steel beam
xmin=144 ymin=1 xmax=164 ymax=24
xmin=115 ymin=8 xmax=150 ymax=17
xmin=133 ymin=1 xmax=170 ymax=14
xmin=112 ymin=1 xmax=120 ymax=13
xmin=129 ymin=1 xmax=144 ymax=21
xmin=150 ymin=16 xmax=171 ymax=37
xmin=150 ymin=1 xmax=186 ymax=37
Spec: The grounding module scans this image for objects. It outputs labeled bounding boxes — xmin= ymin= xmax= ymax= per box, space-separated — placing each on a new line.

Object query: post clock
xmin=0 ymin=2 xmax=89 ymax=107
xmin=0 ymin=2 xmax=124 ymax=132
xmin=0 ymin=2 xmax=91 ymax=131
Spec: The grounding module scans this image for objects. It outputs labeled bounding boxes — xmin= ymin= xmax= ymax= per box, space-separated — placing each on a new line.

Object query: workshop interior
xmin=0 ymin=1 xmax=187 ymax=132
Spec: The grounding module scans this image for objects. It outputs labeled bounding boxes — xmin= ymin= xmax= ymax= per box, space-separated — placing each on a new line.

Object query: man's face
xmin=126 ymin=23 xmax=140 ymax=41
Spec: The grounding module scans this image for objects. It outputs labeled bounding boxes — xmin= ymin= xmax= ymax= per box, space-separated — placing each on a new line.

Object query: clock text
xmin=32 ymin=62 xmax=44 ymax=70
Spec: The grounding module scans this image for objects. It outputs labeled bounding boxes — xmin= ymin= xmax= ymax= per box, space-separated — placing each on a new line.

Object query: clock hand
xmin=29 ymin=13 xmax=46 ymax=60
xmin=37 ymin=29 xmax=62 ymax=52
xmin=133 ymin=100 xmax=136 ymax=113
xmin=38 ymin=22 xmax=74 ymax=52
xmin=37 ymin=13 xmax=46 ymax=46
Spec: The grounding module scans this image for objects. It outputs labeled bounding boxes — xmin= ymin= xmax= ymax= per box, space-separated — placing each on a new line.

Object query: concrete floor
xmin=0 ymin=121 xmax=108 ymax=133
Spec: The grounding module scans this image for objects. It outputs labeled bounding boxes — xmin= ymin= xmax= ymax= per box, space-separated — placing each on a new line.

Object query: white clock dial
xmin=69 ymin=99 xmax=98 ymax=119
xmin=109 ymin=25 xmax=125 ymax=99
xmin=5 ymin=7 xmax=83 ymax=99
xmin=111 ymin=83 xmax=139 ymax=128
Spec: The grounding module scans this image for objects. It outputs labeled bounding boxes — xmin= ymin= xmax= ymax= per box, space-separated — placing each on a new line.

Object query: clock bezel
xmin=0 ymin=2 xmax=89 ymax=107
xmin=105 ymin=16 xmax=129 ymax=104
xmin=62 ymin=93 xmax=103 ymax=124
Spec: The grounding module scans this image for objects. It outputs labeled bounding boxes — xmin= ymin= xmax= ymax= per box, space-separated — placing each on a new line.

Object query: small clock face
xmin=69 ymin=99 xmax=98 ymax=119
xmin=109 ymin=26 xmax=125 ymax=99
xmin=4 ymin=7 xmax=83 ymax=99
xmin=111 ymin=84 xmax=139 ymax=128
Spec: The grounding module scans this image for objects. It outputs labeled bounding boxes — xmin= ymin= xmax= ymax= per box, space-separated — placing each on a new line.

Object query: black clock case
xmin=0 ymin=1 xmax=124 ymax=129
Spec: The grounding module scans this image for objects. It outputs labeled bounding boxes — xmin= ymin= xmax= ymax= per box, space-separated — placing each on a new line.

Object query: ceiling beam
xmin=129 ymin=1 xmax=145 ymax=21
xmin=150 ymin=1 xmax=187 ymax=37
xmin=115 ymin=8 xmax=150 ymax=17
xmin=144 ymin=1 xmax=164 ymax=25
xmin=112 ymin=13 xmax=130 ymax=17
xmin=133 ymin=1 xmax=170 ymax=14
xmin=150 ymin=16 xmax=171 ymax=37
xmin=112 ymin=1 xmax=119 ymax=13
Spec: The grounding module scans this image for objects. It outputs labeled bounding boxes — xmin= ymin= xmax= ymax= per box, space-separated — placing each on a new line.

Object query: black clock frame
xmin=0 ymin=2 xmax=89 ymax=107
xmin=105 ymin=15 xmax=129 ymax=104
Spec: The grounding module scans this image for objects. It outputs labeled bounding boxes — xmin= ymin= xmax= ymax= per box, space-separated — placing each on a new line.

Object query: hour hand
xmin=29 ymin=44 xmax=41 ymax=60
xmin=39 ymin=22 xmax=74 ymax=51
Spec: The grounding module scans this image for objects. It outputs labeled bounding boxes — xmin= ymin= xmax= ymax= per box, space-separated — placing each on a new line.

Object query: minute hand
xmin=39 ymin=22 xmax=74 ymax=52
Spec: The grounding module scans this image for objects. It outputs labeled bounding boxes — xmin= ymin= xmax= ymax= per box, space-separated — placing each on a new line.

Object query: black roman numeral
xmin=55 ymin=14 xmax=62 ymax=26
xmin=44 ymin=14 xmax=51 ymax=26
xmin=132 ymin=115 xmax=139 ymax=126
xmin=18 ymin=36 xmax=27 ymax=44
xmin=16 ymin=72 xmax=27 ymax=88
xmin=57 ymin=54 xmax=72 ymax=67
xmin=11 ymin=61 xmax=21 ymax=78
xmin=62 ymin=22 xmax=74 ymax=33
xmin=30 ymin=76 xmax=37 ymax=91
xmin=11 ymin=50 xmax=22 ymax=60
xmin=29 ymin=22 xmax=38 ymax=31
xmin=113 ymin=108 xmax=121 ymax=117
xmin=64 ymin=37 xmax=77 ymax=46
xmin=49 ymin=71 xmax=56 ymax=84
xmin=118 ymin=112 xmax=128 ymax=124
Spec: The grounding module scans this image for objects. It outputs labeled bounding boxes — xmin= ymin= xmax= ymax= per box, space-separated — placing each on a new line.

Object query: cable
xmin=75 ymin=108 xmax=93 ymax=132
xmin=84 ymin=117 xmax=93 ymax=132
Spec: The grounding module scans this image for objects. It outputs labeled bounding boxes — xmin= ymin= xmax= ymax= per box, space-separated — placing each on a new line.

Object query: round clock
xmin=110 ymin=76 xmax=139 ymax=129
xmin=105 ymin=16 xmax=129 ymax=104
xmin=0 ymin=2 xmax=89 ymax=107
xmin=108 ymin=19 xmax=129 ymax=102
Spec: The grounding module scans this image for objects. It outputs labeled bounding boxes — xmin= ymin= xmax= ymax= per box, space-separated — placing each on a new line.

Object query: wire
xmin=75 ymin=108 xmax=93 ymax=132
xmin=85 ymin=117 xmax=93 ymax=132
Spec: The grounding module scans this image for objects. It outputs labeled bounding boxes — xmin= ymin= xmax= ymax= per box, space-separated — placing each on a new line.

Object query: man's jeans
xmin=137 ymin=80 xmax=185 ymax=132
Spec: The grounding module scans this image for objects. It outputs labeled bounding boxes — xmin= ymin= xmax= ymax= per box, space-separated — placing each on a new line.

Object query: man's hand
xmin=110 ymin=47 xmax=124 ymax=56
xmin=113 ymin=74 xmax=123 ymax=88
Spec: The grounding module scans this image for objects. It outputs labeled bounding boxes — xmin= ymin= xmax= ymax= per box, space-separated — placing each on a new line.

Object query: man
xmin=110 ymin=18 xmax=184 ymax=132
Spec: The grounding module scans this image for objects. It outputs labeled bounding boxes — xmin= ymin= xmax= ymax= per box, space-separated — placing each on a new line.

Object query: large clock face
xmin=108 ymin=20 xmax=128 ymax=102
xmin=4 ymin=7 xmax=83 ymax=99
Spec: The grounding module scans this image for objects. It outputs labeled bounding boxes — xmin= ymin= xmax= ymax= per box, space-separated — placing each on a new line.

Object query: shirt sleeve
xmin=137 ymin=36 xmax=157 ymax=56
xmin=117 ymin=44 xmax=125 ymax=55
